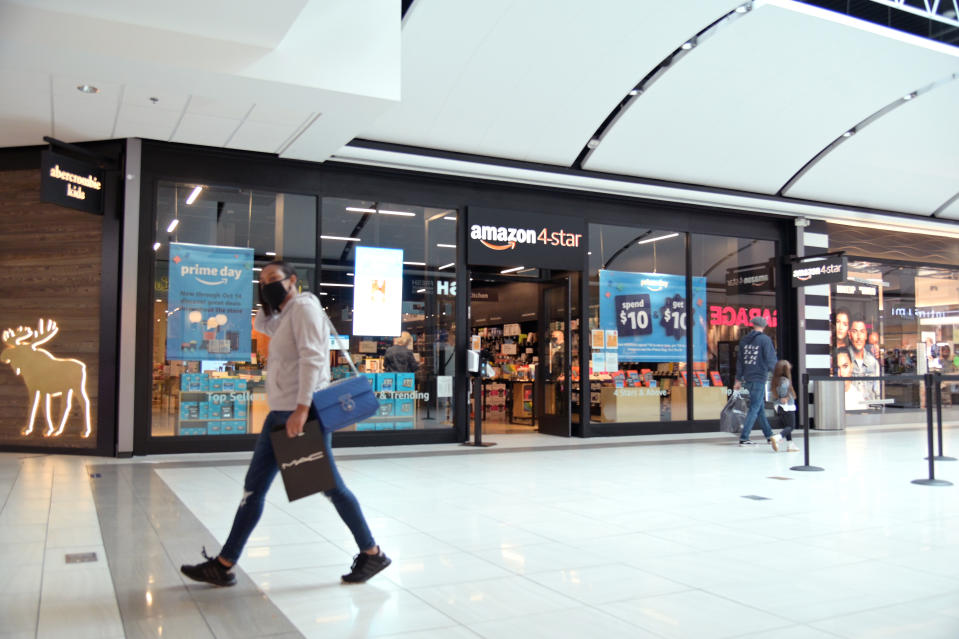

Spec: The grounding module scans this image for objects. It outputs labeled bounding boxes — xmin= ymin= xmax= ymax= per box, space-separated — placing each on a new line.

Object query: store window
xmin=830 ymin=262 xmax=959 ymax=415
xmin=587 ymin=225 xmax=692 ymax=424
xmin=691 ymin=234 xmax=778 ymax=421
xmin=320 ymin=198 xmax=457 ymax=432
xmin=151 ymin=182 xmax=316 ymax=438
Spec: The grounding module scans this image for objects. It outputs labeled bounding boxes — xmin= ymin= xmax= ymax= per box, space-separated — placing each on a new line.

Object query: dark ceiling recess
xmin=402 ymin=0 xmax=415 ymax=19
xmin=798 ymin=0 xmax=959 ymax=46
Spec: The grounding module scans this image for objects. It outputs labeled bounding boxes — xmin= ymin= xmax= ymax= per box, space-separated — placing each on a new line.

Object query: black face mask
xmin=261 ymin=278 xmax=290 ymax=311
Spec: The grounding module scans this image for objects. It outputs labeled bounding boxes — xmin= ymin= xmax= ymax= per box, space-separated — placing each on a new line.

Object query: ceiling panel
xmin=113 ymin=102 xmax=182 ymax=141
xmin=170 ymin=113 xmax=240 ymax=147
xmin=227 ymin=120 xmax=298 ymax=153
xmin=0 ymin=68 xmax=51 ymax=147
xmin=788 ymin=79 xmax=959 ymax=215
xmin=362 ymin=0 xmax=739 ymax=165
xmin=52 ymin=75 xmax=120 ymax=142
xmin=583 ymin=2 xmax=959 ymax=195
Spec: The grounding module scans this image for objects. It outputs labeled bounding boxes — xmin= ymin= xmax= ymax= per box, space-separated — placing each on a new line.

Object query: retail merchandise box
xmin=180 ymin=373 xmax=210 ymax=392
xmin=198 ymin=401 xmax=210 ymax=419
xmin=376 ymin=373 xmax=396 ymax=392
xmin=395 ymin=398 xmax=415 ymax=417
xmin=362 ymin=373 xmax=377 ymax=388
xmin=395 ymin=373 xmax=415 ymax=391
xmin=377 ymin=397 xmax=395 ymax=416
xmin=221 ymin=420 xmax=247 ymax=435
xmin=233 ymin=400 xmax=248 ymax=417
xmin=394 ymin=420 xmax=414 ymax=430
xmin=356 ymin=422 xmax=378 ymax=432
xmin=207 ymin=423 xmax=222 ymax=435
xmin=375 ymin=422 xmax=395 ymax=431
xmin=179 ymin=426 xmax=207 ymax=436
xmin=180 ymin=402 xmax=200 ymax=420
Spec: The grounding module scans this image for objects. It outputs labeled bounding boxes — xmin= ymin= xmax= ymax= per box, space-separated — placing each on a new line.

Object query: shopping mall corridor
xmin=1 ymin=426 xmax=957 ymax=639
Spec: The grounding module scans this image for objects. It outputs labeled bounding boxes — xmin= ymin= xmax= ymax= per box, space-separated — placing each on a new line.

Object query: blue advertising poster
xmin=167 ymin=242 xmax=254 ymax=361
xmin=598 ymin=270 xmax=707 ymax=363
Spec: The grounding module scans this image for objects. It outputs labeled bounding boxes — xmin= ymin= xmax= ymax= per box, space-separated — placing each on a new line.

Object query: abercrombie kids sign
xmin=467 ymin=207 xmax=586 ymax=270
xmin=41 ymin=151 xmax=104 ymax=214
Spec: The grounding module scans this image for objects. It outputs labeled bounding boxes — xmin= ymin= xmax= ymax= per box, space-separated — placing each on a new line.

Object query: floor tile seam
xmin=873 ymin=556 xmax=959 ymax=585
xmin=399 ymin=579 xmax=492 ymax=633
xmin=91 ymin=465 xmax=294 ymax=639
xmin=797 ymin=590 xmax=959 ymax=627
xmin=33 ymin=465 xmax=56 ymax=636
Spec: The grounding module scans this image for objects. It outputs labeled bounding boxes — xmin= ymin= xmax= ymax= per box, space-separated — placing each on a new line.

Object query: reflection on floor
xmin=1 ymin=425 xmax=958 ymax=638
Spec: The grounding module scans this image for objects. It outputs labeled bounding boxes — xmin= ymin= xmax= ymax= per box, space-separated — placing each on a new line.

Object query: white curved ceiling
xmin=0 ymin=0 xmax=957 ymax=223
xmin=362 ymin=0 xmax=740 ymax=165
xmin=582 ymin=1 xmax=959 ymax=197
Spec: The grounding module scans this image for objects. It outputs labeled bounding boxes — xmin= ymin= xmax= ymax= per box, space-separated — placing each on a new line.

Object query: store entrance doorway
xmin=468 ymin=270 xmax=576 ymax=438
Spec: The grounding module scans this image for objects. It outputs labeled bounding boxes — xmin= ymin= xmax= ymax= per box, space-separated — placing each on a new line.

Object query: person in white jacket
xmin=181 ymin=261 xmax=389 ymax=587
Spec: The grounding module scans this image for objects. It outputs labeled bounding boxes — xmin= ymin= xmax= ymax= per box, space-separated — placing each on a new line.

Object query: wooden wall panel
xmin=0 ymin=169 xmax=101 ymax=448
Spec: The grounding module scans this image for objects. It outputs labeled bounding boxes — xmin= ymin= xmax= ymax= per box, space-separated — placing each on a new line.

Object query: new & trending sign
xmin=466 ymin=206 xmax=586 ymax=270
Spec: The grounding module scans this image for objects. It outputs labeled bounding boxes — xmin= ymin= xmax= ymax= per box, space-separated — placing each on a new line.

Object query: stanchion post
xmin=931 ymin=373 xmax=955 ymax=462
xmin=463 ymin=372 xmax=496 ymax=448
xmin=913 ymin=373 xmax=951 ymax=486
xmin=791 ymin=372 xmax=823 ymax=472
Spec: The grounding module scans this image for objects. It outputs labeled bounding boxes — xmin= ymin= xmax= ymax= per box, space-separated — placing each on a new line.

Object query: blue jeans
xmin=220 ymin=411 xmax=375 ymax=563
xmin=740 ymin=381 xmax=773 ymax=442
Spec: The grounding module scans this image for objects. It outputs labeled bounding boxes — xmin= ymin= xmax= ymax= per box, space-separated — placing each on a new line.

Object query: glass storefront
xmin=828 ymin=261 xmax=959 ymax=418
xmin=151 ymin=182 xmax=316 ymax=438
xmin=586 ymin=224 xmax=780 ymax=427
xmin=319 ymin=198 xmax=457 ymax=432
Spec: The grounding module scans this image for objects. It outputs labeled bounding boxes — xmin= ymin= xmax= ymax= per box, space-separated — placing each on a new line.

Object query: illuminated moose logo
xmin=1 ymin=319 xmax=92 ymax=438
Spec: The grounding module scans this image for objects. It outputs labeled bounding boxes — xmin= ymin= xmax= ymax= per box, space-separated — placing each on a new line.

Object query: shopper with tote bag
xmin=180 ymin=261 xmax=390 ymax=587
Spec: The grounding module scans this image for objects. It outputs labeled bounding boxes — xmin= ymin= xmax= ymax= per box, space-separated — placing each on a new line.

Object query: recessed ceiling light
xmin=903 ymin=92 xmax=917 ymax=101
xmin=842 ymin=130 xmax=855 ymax=138
xmin=735 ymin=4 xmax=750 ymax=13
xmin=628 ymin=89 xmax=640 ymax=96
xmin=586 ymin=138 xmax=601 ymax=149
xmin=77 ymin=84 xmax=99 ymax=94
xmin=681 ymin=41 xmax=695 ymax=51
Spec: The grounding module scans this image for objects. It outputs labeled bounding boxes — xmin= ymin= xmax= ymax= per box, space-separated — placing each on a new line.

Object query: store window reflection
xmin=587 ymin=225 xmax=691 ymax=424
xmin=320 ymin=198 xmax=456 ymax=432
xmin=691 ymin=234 xmax=777 ymax=421
xmin=831 ymin=262 xmax=959 ymax=417
xmin=151 ymin=183 xmax=316 ymax=438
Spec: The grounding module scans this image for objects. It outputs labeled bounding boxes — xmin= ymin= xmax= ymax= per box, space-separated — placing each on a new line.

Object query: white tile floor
xmin=1 ymin=425 xmax=958 ymax=638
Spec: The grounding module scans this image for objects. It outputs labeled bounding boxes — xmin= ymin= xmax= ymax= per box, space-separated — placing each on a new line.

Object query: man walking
xmin=733 ymin=316 xmax=778 ymax=449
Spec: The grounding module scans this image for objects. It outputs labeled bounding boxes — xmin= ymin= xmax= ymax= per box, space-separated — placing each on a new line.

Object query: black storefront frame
xmin=133 ymin=141 xmax=795 ymax=454
xmin=0 ymin=143 xmax=123 ymax=457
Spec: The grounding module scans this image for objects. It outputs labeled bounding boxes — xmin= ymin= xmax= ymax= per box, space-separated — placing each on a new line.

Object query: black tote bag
xmin=269 ymin=419 xmax=337 ymax=501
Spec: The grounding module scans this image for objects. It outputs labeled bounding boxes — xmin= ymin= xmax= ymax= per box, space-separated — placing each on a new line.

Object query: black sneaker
xmin=739 ymin=440 xmax=756 ymax=446
xmin=342 ymin=550 xmax=391 ymax=584
xmin=180 ymin=547 xmax=237 ymax=587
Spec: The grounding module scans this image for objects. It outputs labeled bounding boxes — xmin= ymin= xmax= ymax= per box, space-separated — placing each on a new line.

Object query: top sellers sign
xmin=466 ymin=206 xmax=586 ymax=270
xmin=40 ymin=151 xmax=104 ymax=215
xmin=791 ymin=254 xmax=847 ymax=287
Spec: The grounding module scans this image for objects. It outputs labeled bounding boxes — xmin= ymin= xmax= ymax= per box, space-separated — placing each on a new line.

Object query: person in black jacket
xmin=733 ymin=316 xmax=778 ymax=448
xmin=384 ymin=332 xmax=419 ymax=373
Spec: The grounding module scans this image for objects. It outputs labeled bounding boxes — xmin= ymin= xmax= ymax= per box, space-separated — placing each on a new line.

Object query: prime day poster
xmin=599 ymin=270 xmax=707 ymax=363
xmin=167 ymin=242 xmax=254 ymax=361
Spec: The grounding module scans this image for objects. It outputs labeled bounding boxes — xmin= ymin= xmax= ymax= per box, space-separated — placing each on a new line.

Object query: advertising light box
xmin=599 ymin=270 xmax=706 ymax=363
xmin=353 ymin=246 xmax=403 ymax=337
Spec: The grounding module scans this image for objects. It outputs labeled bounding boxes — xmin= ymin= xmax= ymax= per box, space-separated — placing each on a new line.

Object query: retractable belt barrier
xmin=797 ymin=373 xmax=953 ymax=486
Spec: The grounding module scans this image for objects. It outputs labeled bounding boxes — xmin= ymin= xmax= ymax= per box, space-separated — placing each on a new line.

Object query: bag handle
xmin=322 ymin=312 xmax=361 ymax=378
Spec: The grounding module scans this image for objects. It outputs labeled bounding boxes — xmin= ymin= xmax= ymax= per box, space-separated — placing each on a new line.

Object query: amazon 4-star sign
xmin=1 ymin=319 xmax=92 ymax=438
xmin=466 ymin=206 xmax=586 ymax=271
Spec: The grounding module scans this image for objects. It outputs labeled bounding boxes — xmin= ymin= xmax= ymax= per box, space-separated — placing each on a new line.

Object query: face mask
xmin=261 ymin=277 xmax=290 ymax=310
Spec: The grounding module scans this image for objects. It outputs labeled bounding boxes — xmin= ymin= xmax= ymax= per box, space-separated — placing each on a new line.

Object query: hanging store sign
xmin=791 ymin=254 xmax=846 ymax=287
xmin=725 ymin=262 xmax=774 ymax=295
xmin=40 ymin=150 xmax=104 ymax=214
xmin=466 ymin=206 xmax=586 ymax=270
